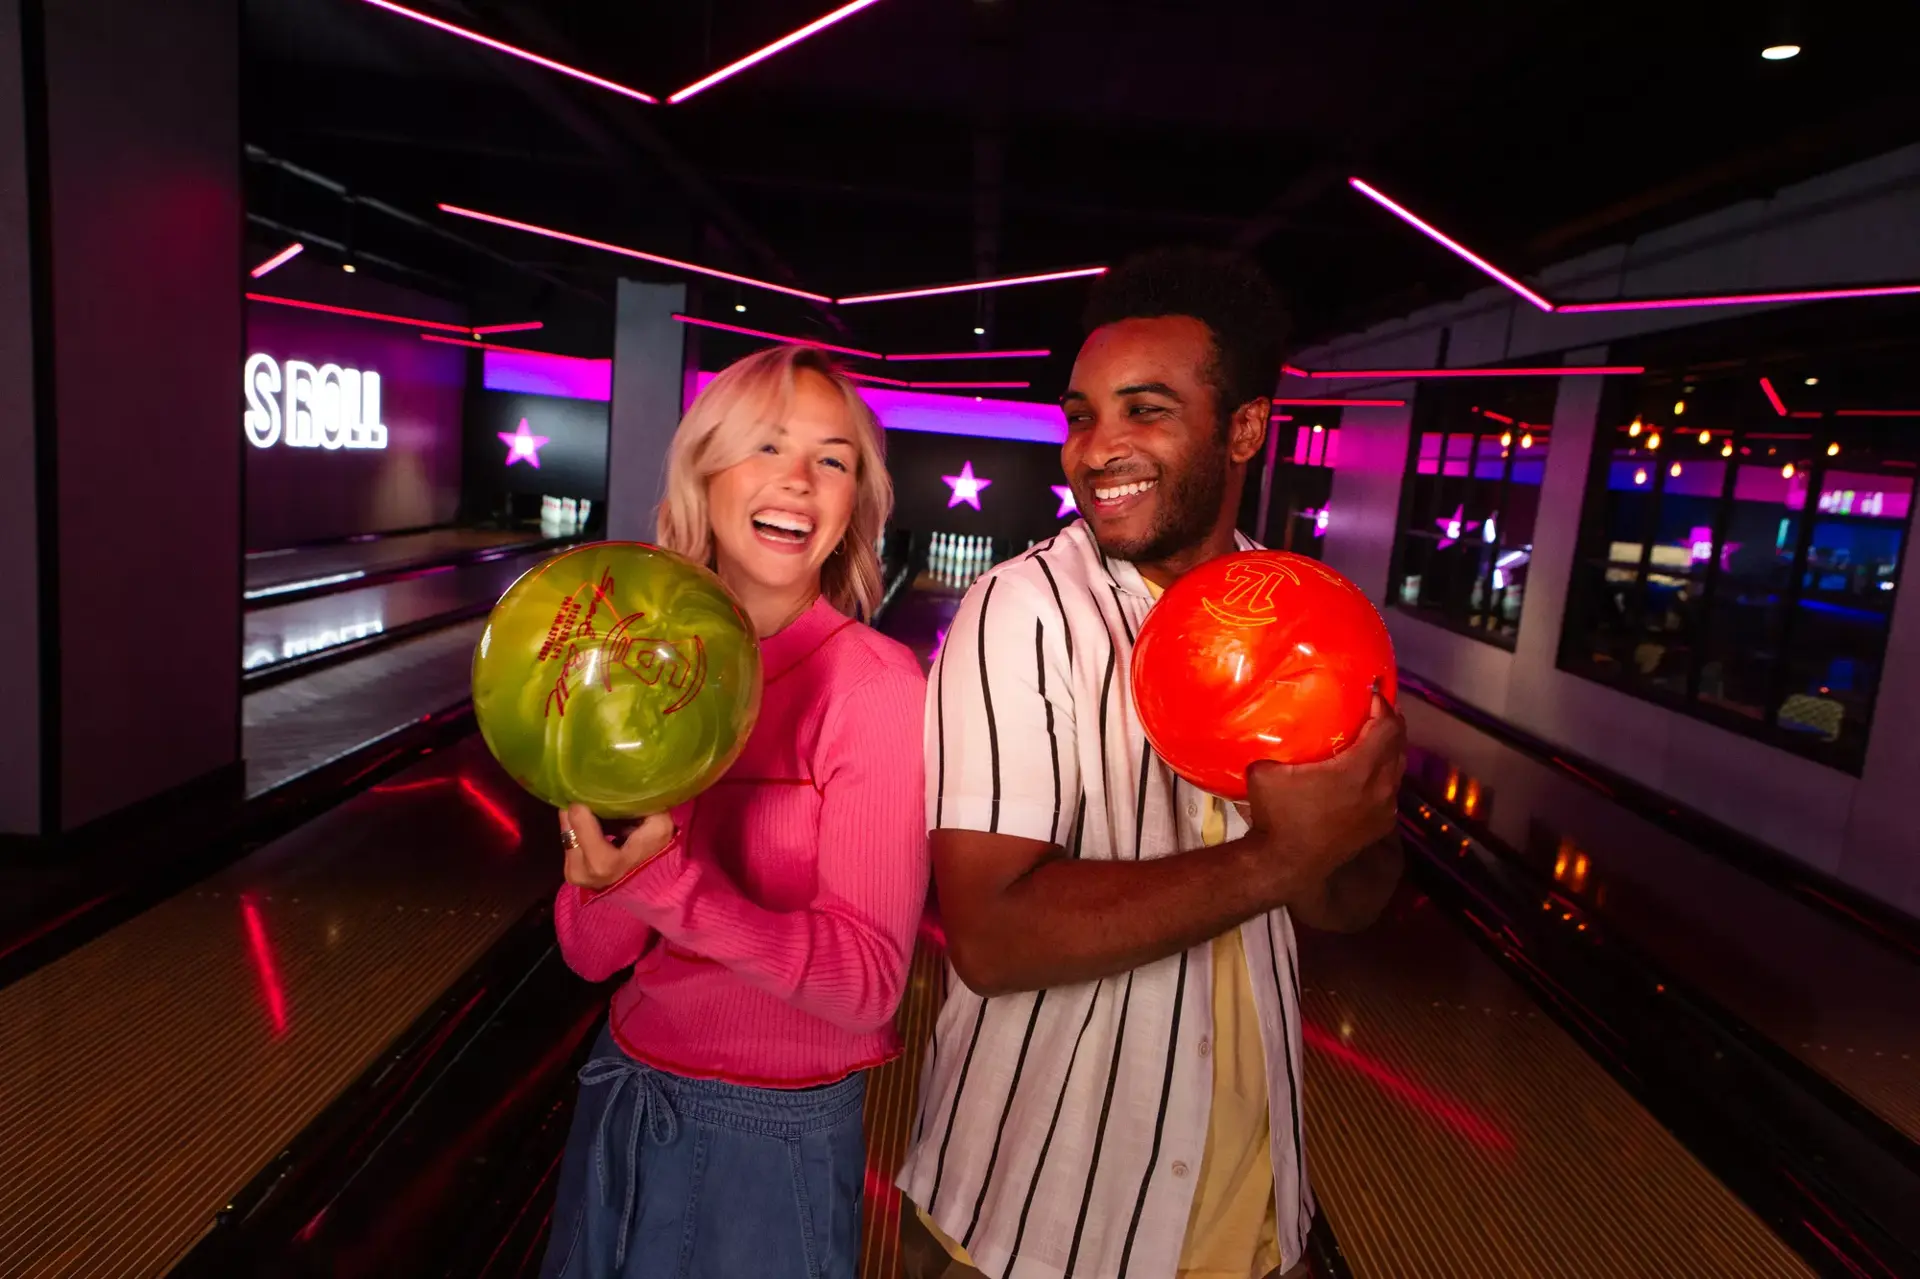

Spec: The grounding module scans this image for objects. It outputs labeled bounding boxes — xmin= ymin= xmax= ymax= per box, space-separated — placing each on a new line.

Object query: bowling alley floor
xmin=0 ymin=736 xmax=560 ymax=1279
xmin=244 ymin=526 xmax=536 ymax=598
xmin=1398 ymin=694 xmax=1920 ymax=1146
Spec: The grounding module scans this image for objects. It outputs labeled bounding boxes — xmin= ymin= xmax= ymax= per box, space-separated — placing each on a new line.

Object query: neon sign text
xmin=244 ymin=353 xmax=389 ymax=450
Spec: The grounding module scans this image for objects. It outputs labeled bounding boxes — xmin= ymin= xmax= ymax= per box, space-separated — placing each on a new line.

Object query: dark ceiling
xmin=244 ymin=0 xmax=1920 ymax=392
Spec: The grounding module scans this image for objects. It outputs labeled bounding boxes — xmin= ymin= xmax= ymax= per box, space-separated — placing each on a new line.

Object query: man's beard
xmin=1087 ymin=438 xmax=1230 ymax=565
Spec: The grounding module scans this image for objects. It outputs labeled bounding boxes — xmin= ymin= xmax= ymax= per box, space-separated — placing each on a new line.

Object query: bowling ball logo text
xmin=1200 ymin=557 xmax=1347 ymax=628
xmin=539 ymin=569 xmax=707 ymax=720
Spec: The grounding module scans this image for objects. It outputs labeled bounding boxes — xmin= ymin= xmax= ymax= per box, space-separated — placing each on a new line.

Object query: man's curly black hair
xmin=1081 ymin=247 xmax=1289 ymax=428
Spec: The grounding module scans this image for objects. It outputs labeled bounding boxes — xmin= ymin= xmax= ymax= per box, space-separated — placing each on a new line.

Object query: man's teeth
xmin=1093 ymin=479 xmax=1157 ymax=501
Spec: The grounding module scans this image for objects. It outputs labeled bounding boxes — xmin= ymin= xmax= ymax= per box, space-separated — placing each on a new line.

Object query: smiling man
xmin=896 ymin=249 xmax=1407 ymax=1279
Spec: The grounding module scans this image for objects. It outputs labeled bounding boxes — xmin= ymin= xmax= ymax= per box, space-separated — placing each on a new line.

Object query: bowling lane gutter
xmin=0 ymin=703 xmax=479 ymax=994
xmin=1396 ymin=789 xmax=1920 ymax=1277
xmin=242 ymin=599 xmax=499 ymax=690
xmin=1397 ymin=671 xmax=1920 ymax=965
xmin=243 ymin=533 xmax=582 ymax=611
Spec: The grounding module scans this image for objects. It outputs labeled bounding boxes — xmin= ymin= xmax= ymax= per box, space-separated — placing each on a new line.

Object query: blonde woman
xmin=540 ymin=346 xmax=928 ymax=1279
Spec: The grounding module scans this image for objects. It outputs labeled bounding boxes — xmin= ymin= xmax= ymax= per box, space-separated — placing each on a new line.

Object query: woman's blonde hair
xmin=656 ymin=345 xmax=892 ymax=621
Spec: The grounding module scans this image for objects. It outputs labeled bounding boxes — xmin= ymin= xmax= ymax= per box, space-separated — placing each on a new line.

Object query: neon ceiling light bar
xmin=357 ymin=0 xmax=658 ymax=103
xmin=1759 ymin=376 xmax=1788 ymax=416
xmin=1837 ymin=408 xmax=1920 ymax=417
xmin=439 ymin=203 xmax=833 ymax=303
xmin=1556 ymin=282 xmax=1920 ymax=313
xmin=668 ymin=0 xmax=887 ymax=104
xmin=838 ymin=265 xmax=1107 ymax=306
xmin=846 ymin=370 xmax=911 ymax=386
xmin=885 ymin=348 xmax=1052 ymax=362
xmin=1273 ymin=397 xmax=1406 ymax=408
xmin=249 ymin=242 xmax=304 ymax=279
xmin=909 ymin=379 xmax=1031 ymax=390
xmin=246 ymin=292 xmax=471 ymax=333
xmin=1348 ymin=177 xmax=1555 ymax=313
xmin=421 ymin=333 xmax=558 ymax=354
xmin=1304 ymin=364 xmax=1642 ymax=378
xmin=472 ymin=320 xmax=544 ymax=335
xmin=671 ymin=312 xmax=879 ymax=358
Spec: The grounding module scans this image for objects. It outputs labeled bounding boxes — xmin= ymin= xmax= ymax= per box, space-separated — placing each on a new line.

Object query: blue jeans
xmin=541 ymin=1022 xmax=868 ymax=1279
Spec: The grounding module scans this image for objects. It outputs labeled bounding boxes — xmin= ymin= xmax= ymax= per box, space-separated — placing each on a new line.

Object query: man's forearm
xmin=943 ymin=837 xmax=1290 ymax=996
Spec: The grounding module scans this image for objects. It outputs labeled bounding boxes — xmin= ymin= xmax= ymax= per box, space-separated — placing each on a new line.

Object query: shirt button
xmin=1172 ymin=1160 xmax=1190 ymax=1178
xmin=1198 ymin=1036 xmax=1212 ymax=1058
xmin=1186 ymin=800 xmax=1198 ymax=818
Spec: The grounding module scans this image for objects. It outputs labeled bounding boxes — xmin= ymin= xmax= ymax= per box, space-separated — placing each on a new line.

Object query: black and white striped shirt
xmin=899 ymin=520 xmax=1312 ymax=1279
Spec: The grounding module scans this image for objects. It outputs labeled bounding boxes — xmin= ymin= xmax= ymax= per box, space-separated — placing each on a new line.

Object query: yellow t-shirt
xmin=917 ymin=581 xmax=1279 ymax=1277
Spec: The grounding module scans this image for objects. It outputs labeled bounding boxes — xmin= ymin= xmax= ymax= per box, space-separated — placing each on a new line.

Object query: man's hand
xmin=560 ymin=805 xmax=677 ymax=892
xmin=1243 ymin=691 xmax=1406 ymax=906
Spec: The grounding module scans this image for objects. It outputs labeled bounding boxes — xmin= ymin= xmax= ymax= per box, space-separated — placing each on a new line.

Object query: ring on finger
xmin=560 ymin=827 xmax=581 ymax=851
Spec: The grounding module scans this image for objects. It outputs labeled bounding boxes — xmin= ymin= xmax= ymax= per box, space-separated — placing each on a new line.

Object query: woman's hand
xmin=560 ymin=805 xmax=677 ymax=892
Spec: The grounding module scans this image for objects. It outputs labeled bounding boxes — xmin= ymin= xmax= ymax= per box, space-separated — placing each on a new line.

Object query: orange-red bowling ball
xmin=1131 ymin=550 xmax=1396 ymax=801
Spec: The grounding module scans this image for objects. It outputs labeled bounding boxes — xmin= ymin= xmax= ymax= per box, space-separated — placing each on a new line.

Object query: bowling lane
xmin=0 ymin=735 xmax=560 ymax=1279
xmin=1398 ymin=690 xmax=1920 ymax=1145
xmin=244 ymin=527 xmax=538 ymax=601
xmin=242 ymin=544 xmax=561 ymax=677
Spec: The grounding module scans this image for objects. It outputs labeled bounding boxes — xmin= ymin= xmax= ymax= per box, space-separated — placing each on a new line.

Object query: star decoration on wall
xmin=1051 ymin=485 xmax=1079 ymax=518
xmin=1436 ymin=504 xmax=1464 ymax=549
xmin=499 ymin=418 xmax=549 ymax=468
xmin=942 ymin=460 xmax=992 ymax=510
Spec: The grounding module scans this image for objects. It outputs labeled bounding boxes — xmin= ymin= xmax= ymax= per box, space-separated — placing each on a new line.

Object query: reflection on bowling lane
xmin=0 ymin=736 xmax=559 ymax=1279
xmin=242 ymin=545 xmax=563 ymax=673
xmin=1401 ymin=694 xmax=1920 ymax=1143
xmin=1298 ymin=881 xmax=1813 ymax=1278
xmin=243 ymin=527 xmax=538 ymax=598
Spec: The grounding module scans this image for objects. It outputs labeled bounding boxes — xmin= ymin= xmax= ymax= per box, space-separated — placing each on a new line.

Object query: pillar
xmin=605 ymin=279 xmax=688 ymax=543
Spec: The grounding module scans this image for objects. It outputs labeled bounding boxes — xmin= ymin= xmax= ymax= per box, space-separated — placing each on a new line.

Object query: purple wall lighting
xmin=484 ymin=348 xmax=613 ymax=402
xmin=692 ymin=371 xmax=1069 ymax=444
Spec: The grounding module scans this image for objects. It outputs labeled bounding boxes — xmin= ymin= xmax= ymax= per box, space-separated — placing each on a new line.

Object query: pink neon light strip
xmin=439 ymin=204 xmax=833 ymax=303
xmin=1281 ymin=363 xmax=1307 ymax=378
xmin=1788 ymin=411 xmax=1825 ymax=419
xmin=668 ymin=0 xmax=886 ymax=104
xmin=247 ymin=291 xmax=471 ymax=333
xmin=1348 ymin=177 xmax=1555 ymax=313
xmin=846 ymin=370 xmax=911 ymax=387
xmin=672 ymin=312 xmax=879 ymax=358
xmin=1556 ymin=282 xmax=1920 ymax=313
xmin=838 ymin=265 xmax=1107 ymax=306
xmin=885 ymin=348 xmax=1051 ymax=362
xmin=422 ymin=333 xmax=556 ymax=355
xmin=472 ymin=320 xmax=544 ymax=335
xmin=249 ymin=242 xmax=304 ymax=279
xmin=1759 ymin=376 xmax=1788 ymax=416
xmin=1476 ymin=408 xmax=1516 ymax=423
xmin=358 ymin=0 xmax=658 ymax=103
xmin=909 ymin=379 xmax=1031 ymax=390
xmin=1273 ymin=397 xmax=1406 ymax=408
xmin=1305 ymin=364 xmax=1642 ymax=378
xmin=1837 ymin=408 xmax=1920 ymax=417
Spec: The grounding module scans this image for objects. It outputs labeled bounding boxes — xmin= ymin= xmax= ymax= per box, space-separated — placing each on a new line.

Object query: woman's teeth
xmin=752 ymin=511 xmax=814 ymax=544
xmin=1093 ymin=479 xmax=1157 ymax=502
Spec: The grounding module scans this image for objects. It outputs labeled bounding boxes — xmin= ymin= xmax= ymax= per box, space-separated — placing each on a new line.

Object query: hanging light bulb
xmin=1521 ymin=431 xmax=1534 ymax=449
xmin=1647 ymin=431 xmax=1661 ymax=450
xmin=1670 ymin=462 xmax=1683 ymax=478
xmin=1721 ymin=441 xmax=1733 ymax=458
xmin=1674 ymin=400 xmax=1687 ymax=415
xmin=1782 ymin=462 xmax=1796 ymax=479
xmin=1500 ymin=431 xmax=1513 ymax=447
xmin=1698 ymin=429 xmax=1711 ymax=445
xmin=1634 ymin=468 xmax=1648 ymax=486
xmin=1628 ymin=416 xmax=1643 ymax=438
xmin=1826 ymin=442 xmax=1840 ymax=457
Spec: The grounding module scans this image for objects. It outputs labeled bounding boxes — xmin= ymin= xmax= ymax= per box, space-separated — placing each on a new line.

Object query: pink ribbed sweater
xmin=553 ymin=597 xmax=929 ymax=1087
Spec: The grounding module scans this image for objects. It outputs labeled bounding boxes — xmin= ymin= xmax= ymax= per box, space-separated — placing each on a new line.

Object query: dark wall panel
xmin=467 ymin=389 xmax=610 ymax=503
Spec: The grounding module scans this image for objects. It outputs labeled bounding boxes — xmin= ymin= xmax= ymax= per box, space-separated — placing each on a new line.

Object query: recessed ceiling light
xmin=973 ymin=326 xmax=986 ymax=335
xmin=342 ymin=263 xmax=356 ymax=273
xmin=1761 ymin=44 xmax=1801 ymax=60
xmin=1804 ymin=376 xmax=1819 ymax=385
xmin=735 ymin=303 xmax=746 ymax=313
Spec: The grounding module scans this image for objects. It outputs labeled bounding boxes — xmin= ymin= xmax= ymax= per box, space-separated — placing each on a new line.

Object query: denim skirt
xmin=541 ymin=1021 xmax=868 ymax=1279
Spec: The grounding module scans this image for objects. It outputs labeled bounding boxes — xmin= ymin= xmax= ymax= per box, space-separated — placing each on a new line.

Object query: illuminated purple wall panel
xmin=483 ymin=348 xmax=613 ymax=401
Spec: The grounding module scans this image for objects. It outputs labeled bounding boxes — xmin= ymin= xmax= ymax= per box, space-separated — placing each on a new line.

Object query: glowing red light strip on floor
xmin=1305 ymin=364 xmax=1642 ymax=378
xmin=460 ymin=777 xmax=521 ymax=843
xmin=1273 ymin=397 xmax=1406 ymax=408
xmin=248 ymin=291 xmax=472 ymax=333
xmin=472 ymin=320 xmax=544 ymax=335
xmin=358 ymin=0 xmax=658 ymax=103
xmin=909 ymin=379 xmax=1031 ymax=390
xmin=249 ymin=242 xmax=304 ymax=279
xmin=1556 ymin=282 xmax=1920 ymax=313
xmin=1302 ymin=1023 xmax=1512 ymax=1151
xmin=439 ymin=204 xmax=833 ymax=303
xmin=1759 ymin=376 xmax=1788 ymax=416
xmin=1348 ymin=177 xmax=1555 ymax=313
xmin=239 ymin=895 xmax=289 ymax=1036
xmin=668 ymin=0 xmax=886 ymax=104
xmin=838 ymin=265 xmax=1107 ymax=306
xmin=884 ymin=348 xmax=1051 ymax=362
xmin=672 ymin=312 xmax=880 ymax=358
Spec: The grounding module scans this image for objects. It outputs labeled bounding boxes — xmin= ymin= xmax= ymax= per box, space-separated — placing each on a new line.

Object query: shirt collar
xmin=758 ymin=595 xmax=845 ymax=671
xmin=1092 ymin=524 xmax=1260 ymax=602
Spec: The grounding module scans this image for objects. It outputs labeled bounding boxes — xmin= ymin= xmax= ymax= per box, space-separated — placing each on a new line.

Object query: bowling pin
xmin=578 ymin=498 xmax=592 ymax=530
